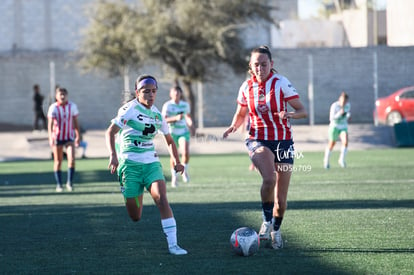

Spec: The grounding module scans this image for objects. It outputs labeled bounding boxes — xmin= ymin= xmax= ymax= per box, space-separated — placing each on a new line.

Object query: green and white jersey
xmin=111 ymin=99 xmax=169 ymax=164
xmin=161 ymin=100 xmax=190 ymax=136
xmin=329 ymin=101 xmax=351 ymax=130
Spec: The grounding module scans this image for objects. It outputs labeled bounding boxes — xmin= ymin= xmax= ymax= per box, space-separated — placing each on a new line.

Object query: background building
xmin=0 ymin=0 xmax=413 ymax=129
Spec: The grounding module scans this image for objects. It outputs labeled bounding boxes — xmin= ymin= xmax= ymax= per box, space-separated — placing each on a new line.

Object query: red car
xmin=374 ymin=86 xmax=414 ymax=125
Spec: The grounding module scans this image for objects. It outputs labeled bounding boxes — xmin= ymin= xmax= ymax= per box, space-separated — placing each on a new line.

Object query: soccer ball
xmin=230 ymin=227 xmax=260 ymax=256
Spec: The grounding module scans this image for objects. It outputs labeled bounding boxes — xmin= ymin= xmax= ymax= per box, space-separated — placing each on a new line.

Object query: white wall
xmin=332 ymin=8 xmax=368 ymax=47
xmin=271 ymin=19 xmax=345 ymax=48
xmin=387 ymin=0 xmax=414 ymax=46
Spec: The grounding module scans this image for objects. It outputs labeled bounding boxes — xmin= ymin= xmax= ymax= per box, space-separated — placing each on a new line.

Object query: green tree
xmin=79 ymin=0 xmax=275 ymax=121
xmin=78 ymin=1 xmax=141 ymax=101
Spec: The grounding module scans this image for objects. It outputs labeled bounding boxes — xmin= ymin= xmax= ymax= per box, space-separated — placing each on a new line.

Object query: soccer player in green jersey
xmin=324 ymin=92 xmax=351 ymax=168
xmin=105 ymin=75 xmax=187 ymax=255
xmin=161 ymin=86 xmax=195 ymax=187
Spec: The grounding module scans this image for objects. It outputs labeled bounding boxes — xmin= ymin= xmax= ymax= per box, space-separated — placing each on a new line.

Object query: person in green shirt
xmin=105 ymin=74 xmax=187 ymax=255
xmin=161 ymin=86 xmax=195 ymax=187
xmin=324 ymin=92 xmax=351 ymax=169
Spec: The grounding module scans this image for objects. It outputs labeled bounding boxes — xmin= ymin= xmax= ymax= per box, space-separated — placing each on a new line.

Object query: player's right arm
xmin=106 ymin=102 xmax=135 ymax=174
xmin=223 ymin=104 xmax=248 ymax=138
xmin=162 ymin=102 xmax=180 ymax=123
xmin=47 ymin=106 xmax=55 ymax=147
xmin=224 ymin=82 xmax=250 ymax=138
xmin=105 ymin=123 xmax=121 ymax=174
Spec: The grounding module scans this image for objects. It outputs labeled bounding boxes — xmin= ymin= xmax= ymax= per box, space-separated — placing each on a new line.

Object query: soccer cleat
xmin=182 ymin=171 xmax=190 ymax=183
xmin=323 ymin=160 xmax=330 ymax=169
xmin=338 ymin=159 xmax=346 ymax=168
xmin=168 ymin=245 xmax=188 ymax=255
xmin=66 ymin=183 xmax=73 ymax=192
xmin=271 ymin=229 xmax=283 ymax=249
xmin=258 ymin=221 xmax=272 ymax=240
xmin=56 ymin=184 xmax=63 ymax=192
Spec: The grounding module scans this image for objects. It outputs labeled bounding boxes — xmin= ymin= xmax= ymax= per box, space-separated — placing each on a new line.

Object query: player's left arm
xmin=47 ymin=117 xmax=54 ymax=147
xmin=73 ymin=116 xmax=80 ymax=147
xmin=276 ymin=77 xmax=307 ymax=120
xmin=345 ymin=103 xmax=351 ymax=121
xmin=279 ymin=98 xmax=308 ymax=120
xmin=164 ymin=134 xmax=184 ymax=174
xmin=160 ymin=118 xmax=184 ymax=173
xmin=185 ymin=113 xmax=196 ymax=136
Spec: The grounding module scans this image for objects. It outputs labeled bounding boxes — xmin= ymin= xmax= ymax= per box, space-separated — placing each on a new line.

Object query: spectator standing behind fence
xmin=223 ymin=45 xmax=307 ymax=250
xmin=32 ymin=84 xmax=47 ymax=130
xmin=161 ymin=86 xmax=195 ymax=187
xmin=323 ymin=92 xmax=351 ymax=169
xmin=47 ymin=87 xmax=80 ymax=192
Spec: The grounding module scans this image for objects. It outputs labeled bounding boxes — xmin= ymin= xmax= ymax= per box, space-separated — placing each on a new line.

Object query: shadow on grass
xmin=1 ymin=167 xmax=412 ymax=274
xmin=0 ymin=169 xmax=117 ymax=187
xmin=302 ymin=248 xmax=414 ymax=254
xmin=1 ymin=199 xmax=412 ymax=274
xmin=288 ymin=199 xmax=414 ymax=209
xmin=0 ymin=202 xmax=344 ymax=275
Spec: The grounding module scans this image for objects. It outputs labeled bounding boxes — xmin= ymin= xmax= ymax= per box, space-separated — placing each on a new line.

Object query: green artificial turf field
xmin=0 ymin=149 xmax=413 ymax=274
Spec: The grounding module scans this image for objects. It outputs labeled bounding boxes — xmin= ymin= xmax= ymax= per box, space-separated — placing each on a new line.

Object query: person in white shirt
xmin=324 ymin=92 xmax=351 ymax=168
xmin=161 ymin=86 xmax=195 ymax=187
xmin=47 ymin=87 xmax=80 ymax=192
xmin=105 ymin=74 xmax=187 ymax=255
xmin=223 ymin=45 xmax=308 ymax=250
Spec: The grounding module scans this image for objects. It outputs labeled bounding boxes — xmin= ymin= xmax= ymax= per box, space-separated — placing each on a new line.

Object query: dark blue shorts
xmin=54 ymin=139 xmax=74 ymax=146
xmin=245 ymin=139 xmax=295 ymax=164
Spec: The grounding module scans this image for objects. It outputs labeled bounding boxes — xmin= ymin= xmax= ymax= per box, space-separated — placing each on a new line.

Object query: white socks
xmin=324 ymin=147 xmax=331 ymax=164
xmin=339 ymin=146 xmax=348 ymax=162
xmin=162 ymin=217 xmax=177 ymax=247
xmin=171 ymin=169 xmax=177 ymax=178
xmin=325 ymin=146 xmax=347 ymax=168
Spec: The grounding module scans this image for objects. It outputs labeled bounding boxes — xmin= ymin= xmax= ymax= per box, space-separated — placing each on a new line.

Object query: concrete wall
xmin=0 ymin=0 xmax=94 ymax=52
xmin=1 ymin=46 xmax=413 ymax=129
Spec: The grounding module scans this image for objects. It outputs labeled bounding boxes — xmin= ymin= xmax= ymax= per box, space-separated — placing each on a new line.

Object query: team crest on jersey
xmin=258 ymin=104 xmax=269 ymax=113
xmin=257 ymin=88 xmax=268 ymax=113
xmin=259 ymin=94 xmax=265 ymax=101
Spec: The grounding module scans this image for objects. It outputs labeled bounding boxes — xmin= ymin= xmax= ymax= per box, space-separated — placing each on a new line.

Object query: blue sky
xmin=298 ymin=0 xmax=387 ymax=19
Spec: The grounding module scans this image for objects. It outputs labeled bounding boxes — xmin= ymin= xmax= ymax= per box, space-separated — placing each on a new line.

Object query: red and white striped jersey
xmin=47 ymin=101 xmax=79 ymax=141
xmin=237 ymin=72 xmax=299 ymax=140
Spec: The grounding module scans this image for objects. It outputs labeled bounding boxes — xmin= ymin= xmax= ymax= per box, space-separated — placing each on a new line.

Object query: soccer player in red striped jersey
xmin=47 ymin=87 xmax=80 ymax=192
xmin=223 ymin=46 xmax=307 ymax=249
